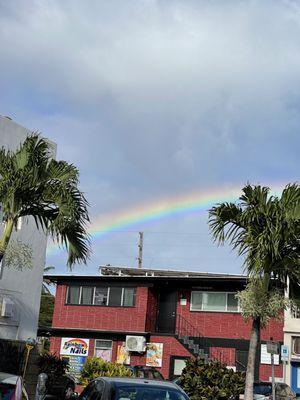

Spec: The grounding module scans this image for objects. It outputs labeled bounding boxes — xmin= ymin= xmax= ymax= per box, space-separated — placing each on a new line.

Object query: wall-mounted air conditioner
xmin=1 ymin=297 xmax=15 ymax=318
xmin=125 ymin=335 xmax=146 ymax=352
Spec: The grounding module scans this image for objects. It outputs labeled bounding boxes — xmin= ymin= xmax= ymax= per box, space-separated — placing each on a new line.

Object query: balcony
xmin=291 ymin=305 xmax=300 ymax=319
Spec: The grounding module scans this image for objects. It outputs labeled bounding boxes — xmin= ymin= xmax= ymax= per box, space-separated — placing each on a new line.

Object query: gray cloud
xmin=0 ymin=0 xmax=299 ymax=272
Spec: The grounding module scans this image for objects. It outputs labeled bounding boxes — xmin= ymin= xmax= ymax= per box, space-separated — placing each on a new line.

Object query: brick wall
xmin=145 ymin=288 xmax=157 ymax=332
xmin=176 ymin=290 xmax=283 ymax=341
xmin=52 ymin=285 xmax=149 ymax=332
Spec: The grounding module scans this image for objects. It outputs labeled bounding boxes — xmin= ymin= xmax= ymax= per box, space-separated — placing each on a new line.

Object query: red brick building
xmin=43 ymin=267 xmax=283 ymax=381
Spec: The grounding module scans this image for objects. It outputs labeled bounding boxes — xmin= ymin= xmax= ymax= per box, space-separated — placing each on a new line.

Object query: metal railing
xmin=291 ymin=305 xmax=300 ymax=319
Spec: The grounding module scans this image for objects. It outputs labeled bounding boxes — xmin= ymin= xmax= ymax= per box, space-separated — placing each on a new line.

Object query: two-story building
xmin=44 ymin=267 xmax=283 ymax=381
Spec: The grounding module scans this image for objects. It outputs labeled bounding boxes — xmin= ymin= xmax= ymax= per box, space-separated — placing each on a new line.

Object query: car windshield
xmin=253 ymin=384 xmax=271 ymax=396
xmin=114 ymin=386 xmax=188 ymax=400
xmin=0 ymin=383 xmax=15 ymax=400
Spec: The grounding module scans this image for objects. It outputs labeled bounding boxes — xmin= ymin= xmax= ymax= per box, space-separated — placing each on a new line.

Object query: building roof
xmin=45 ymin=266 xmax=247 ymax=284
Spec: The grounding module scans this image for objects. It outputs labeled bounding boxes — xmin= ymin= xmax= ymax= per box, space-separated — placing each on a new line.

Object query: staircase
xmin=175 ymin=314 xmax=210 ymax=359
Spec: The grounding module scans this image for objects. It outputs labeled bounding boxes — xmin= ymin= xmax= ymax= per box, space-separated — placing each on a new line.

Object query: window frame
xmin=65 ymin=285 xmax=136 ymax=307
xmin=190 ymin=291 xmax=240 ymax=313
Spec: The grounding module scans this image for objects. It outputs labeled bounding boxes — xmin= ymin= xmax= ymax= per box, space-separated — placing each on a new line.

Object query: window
xmin=292 ymin=337 xmax=300 ymax=355
xmin=67 ymin=286 xmax=81 ymax=304
xmin=66 ymin=285 xmax=135 ymax=307
xmin=94 ymin=340 xmax=112 ymax=361
xmin=190 ymin=291 xmax=239 ymax=312
xmin=108 ymin=287 xmax=123 ymax=306
xmin=94 ymin=287 xmax=108 ymax=306
xmin=81 ymin=287 xmax=94 ymax=305
xmin=122 ymin=288 xmax=135 ymax=307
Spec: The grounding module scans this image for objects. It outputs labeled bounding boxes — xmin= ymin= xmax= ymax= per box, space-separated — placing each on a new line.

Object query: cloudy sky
xmin=0 ymin=0 xmax=299 ymax=275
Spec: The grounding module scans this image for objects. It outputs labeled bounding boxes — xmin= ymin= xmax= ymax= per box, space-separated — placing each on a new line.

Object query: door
xmin=291 ymin=362 xmax=300 ymax=396
xmin=156 ymin=290 xmax=177 ymax=333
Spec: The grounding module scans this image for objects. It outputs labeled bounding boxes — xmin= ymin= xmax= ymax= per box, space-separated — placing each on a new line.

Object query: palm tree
xmin=42 ymin=266 xmax=55 ymax=294
xmin=0 ymin=134 xmax=90 ymax=267
xmin=209 ymin=184 xmax=300 ymax=400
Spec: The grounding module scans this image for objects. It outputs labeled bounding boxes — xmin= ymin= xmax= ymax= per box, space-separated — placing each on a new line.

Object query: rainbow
xmin=46 ymin=183 xmax=285 ymax=257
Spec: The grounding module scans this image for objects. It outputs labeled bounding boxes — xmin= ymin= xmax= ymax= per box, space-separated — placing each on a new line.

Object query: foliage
xmin=0 ymin=134 xmax=90 ymax=267
xmin=39 ymin=294 xmax=55 ymax=327
xmin=236 ymin=278 xmax=290 ymax=325
xmin=0 ymin=340 xmax=25 ymax=375
xmin=3 ymin=239 xmax=33 ymax=270
xmin=80 ymin=357 xmax=133 ymax=386
xmin=209 ymin=184 xmax=300 ymax=282
xmin=42 ymin=266 xmax=55 ymax=294
xmin=38 ymin=352 xmax=69 ymax=387
xmin=180 ymin=357 xmax=245 ymax=400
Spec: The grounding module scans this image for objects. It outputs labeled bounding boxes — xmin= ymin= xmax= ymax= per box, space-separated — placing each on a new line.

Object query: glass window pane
xmin=81 ymin=287 xmax=93 ymax=305
xmin=191 ymin=292 xmax=202 ymax=310
xmin=123 ymin=288 xmax=135 ymax=306
xmin=95 ymin=340 xmax=112 ymax=349
xmin=94 ymin=287 xmax=108 ymax=305
xmin=67 ymin=286 xmax=80 ymax=304
xmin=227 ymin=293 xmax=238 ymax=311
xmin=293 ymin=337 xmax=300 ymax=354
xmin=203 ymin=293 xmax=226 ymax=311
xmin=108 ymin=287 xmax=122 ymax=306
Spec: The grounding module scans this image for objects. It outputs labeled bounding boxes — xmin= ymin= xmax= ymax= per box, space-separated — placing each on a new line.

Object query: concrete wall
xmin=0 ymin=116 xmax=56 ymax=341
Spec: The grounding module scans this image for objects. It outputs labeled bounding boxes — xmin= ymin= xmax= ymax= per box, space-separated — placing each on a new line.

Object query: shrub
xmin=81 ymin=357 xmax=133 ymax=386
xmin=180 ymin=357 xmax=245 ymax=400
xmin=38 ymin=353 xmax=69 ymax=388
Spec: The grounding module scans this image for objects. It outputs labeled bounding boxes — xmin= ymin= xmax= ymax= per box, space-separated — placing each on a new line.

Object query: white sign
xmin=60 ymin=338 xmax=90 ymax=356
xmin=261 ymin=344 xmax=279 ymax=365
xmin=281 ymin=345 xmax=289 ymax=361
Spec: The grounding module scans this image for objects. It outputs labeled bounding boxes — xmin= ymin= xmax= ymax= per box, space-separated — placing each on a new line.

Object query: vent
xmin=125 ymin=336 xmax=146 ymax=353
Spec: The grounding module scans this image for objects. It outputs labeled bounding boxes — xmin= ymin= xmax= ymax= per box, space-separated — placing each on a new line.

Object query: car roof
xmin=97 ymin=377 xmax=180 ymax=389
xmin=0 ymin=373 xmax=20 ymax=385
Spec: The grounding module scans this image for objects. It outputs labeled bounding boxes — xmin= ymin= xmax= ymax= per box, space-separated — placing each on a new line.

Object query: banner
xmin=146 ymin=343 xmax=163 ymax=367
xmin=62 ymin=355 xmax=86 ymax=383
xmin=60 ymin=338 xmax=90 ymax=356
xmin=116 ymin=344 xmax=130 ymax=365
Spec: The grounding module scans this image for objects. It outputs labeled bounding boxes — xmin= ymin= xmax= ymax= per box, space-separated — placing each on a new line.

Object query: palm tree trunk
xmin=244 ymin=316 xmax=261 ymax=400
xmin=0 ymin=219 xmax=14 ymax=262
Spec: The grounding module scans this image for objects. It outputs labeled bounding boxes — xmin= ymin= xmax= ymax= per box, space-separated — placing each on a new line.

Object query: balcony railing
xmin=291 ymin=305 xmax=300 ymax=319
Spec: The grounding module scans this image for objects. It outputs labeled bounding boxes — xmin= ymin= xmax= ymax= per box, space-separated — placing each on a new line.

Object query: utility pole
xmin=137 ymin=232 xmax=143 ymax=269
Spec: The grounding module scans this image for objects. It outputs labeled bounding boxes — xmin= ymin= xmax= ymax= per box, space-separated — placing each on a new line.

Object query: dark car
xmin=126 ymin=366 xmax=164 ymax=381
xmin=78 ymin=377 xmax=189 ymax=400
xmin=253 ymin=382 xmax=296 ymax=400
xmin=45 ymin=374 xmax=76 ymax=400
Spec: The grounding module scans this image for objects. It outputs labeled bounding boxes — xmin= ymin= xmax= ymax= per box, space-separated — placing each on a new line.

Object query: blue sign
xmin=281 ymin=345 xmax=289 ymax=361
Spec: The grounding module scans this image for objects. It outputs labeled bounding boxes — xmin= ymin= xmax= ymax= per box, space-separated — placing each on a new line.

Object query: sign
xmin=146 ymin=343 xmax=163 ymax=367
xmin=116 ymin=344 xmax=131 ymax=365
xmin=267 ymin=341 xmax=279 ymax=355
xmin=62 ymin=355 xmax=86 ymax=383
xmin=281 ymin=345 xmax=289 ymax=362
xmin=261 ymin=344 xmax=279 ymax=365
xmin=60 ymin=338 xmax=89 ymax=356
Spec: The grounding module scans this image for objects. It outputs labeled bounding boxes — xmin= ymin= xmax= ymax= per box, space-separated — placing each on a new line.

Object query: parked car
xmin=46 ymin=374 xmax=76 ymax=400
xmin=253 ymin=382 xmax=296 ymax=400
xmin=78 ymin=377 xmax=189 ymax=400
xmin=0 ymin=372 xmax=29 ymax=400
xmin=126 ymin=366 xmax=164 ymax=380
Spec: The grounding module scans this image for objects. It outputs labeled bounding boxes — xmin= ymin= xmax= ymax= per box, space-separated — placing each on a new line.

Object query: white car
xmin=0 ymin=372 xmax=29 ymax=400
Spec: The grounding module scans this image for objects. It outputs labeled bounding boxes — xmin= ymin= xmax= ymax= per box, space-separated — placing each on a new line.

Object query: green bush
xmin=180 ymin=357 xmax=245 ymax=400
xmin=81 ymin=357 xmax=133 ymax=386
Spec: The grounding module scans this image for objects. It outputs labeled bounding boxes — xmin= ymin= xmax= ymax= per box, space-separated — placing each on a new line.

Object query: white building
xmin=283 ymin=281 xmax=300 ymax=395
xmin=0 ymin=116 xmax=56 ymax=341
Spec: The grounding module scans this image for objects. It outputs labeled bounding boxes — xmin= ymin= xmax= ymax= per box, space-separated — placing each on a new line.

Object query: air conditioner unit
xmin=1 ymin=297 xmax=15 ymax=318
xmin=125 ymin=336 xmax=146 ymax=353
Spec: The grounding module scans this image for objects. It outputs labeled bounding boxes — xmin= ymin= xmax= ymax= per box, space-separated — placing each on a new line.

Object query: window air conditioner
xmin=1 ymin=297 xmax=15 ymax=318
xmin=125 ymin=336 xmax=146 ymax=353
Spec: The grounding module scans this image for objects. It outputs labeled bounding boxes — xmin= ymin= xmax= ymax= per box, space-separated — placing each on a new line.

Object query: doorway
xmin=156 ymin=290 xmax=177 ymax=334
